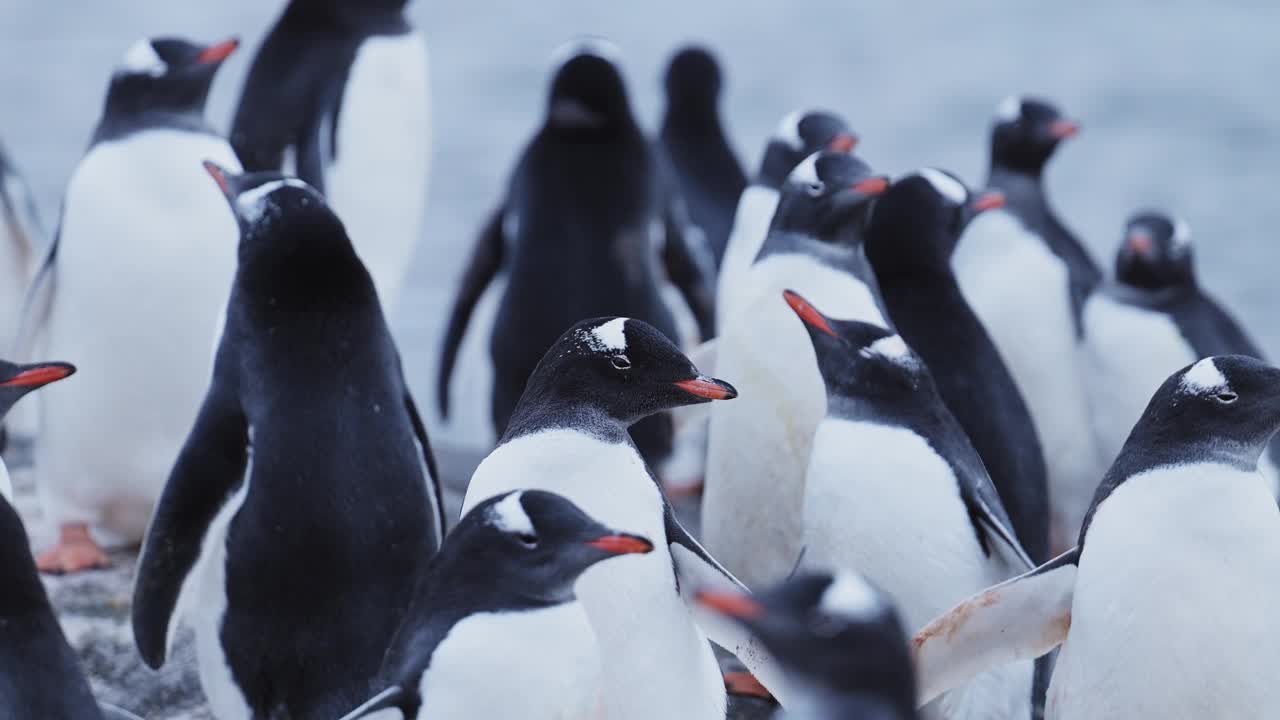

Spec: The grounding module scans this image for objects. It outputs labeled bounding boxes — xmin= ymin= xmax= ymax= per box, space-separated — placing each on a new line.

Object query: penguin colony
xmin=1 ymin=3 xmax=1278 ymax=719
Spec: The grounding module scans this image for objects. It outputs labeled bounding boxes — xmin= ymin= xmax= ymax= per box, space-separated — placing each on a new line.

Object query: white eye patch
xmin=996 ymin=95 xmax=1022 ymax=122
xmin=581 ymin=317 xmax=627 ymax=353
xmin=1181 ymin=357 xmax=1228 ymax=393
xmin=775 ymin=108 xmax=810 ymax=151
xmin=1172 ymin=218 xmax=1192 ymax=248
xmin=819 ymin=572 xmax=880 ymax=619
xmin=235 ymin=179 xmax=310 ymax=224
xmin=788 ymin=153 xmax=821 ymax=185
xmin=121 ymin=39 xmax=167 ymax=77
xmin=489 ymin=491 xmax=535 ymax=535
xmin=917 ymin=168 xmax=967 ymax=205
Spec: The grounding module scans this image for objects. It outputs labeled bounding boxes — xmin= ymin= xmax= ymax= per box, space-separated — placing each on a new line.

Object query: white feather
xmin=1180 ymin=357 xmax=1227 ymax=392
xmin=995 ymin=96 xmax=1022 ymax=122
xmin=774 ymin=109 xmax=808 ymax=150
xmin=918 ymin=168 xmax=967 ymax=205
xmin=120 ymin=39 xmax=166 ymax=76
xmin=582 ymin=317 xmax=627 ymax=353
xmin=716 ymin=186 xmax=781 ymax=329
xmin=819 ymin=572 xmax=881 ymax=619
xmin=788 ymin=153 xmax=821 ymax=185
xmin=865 ymin=334 xmax=912 ymax=364
xmin=236 ymin=179 xmax=309 ymax=224
xmin=488 ymin=491 xmax=533 ymax=535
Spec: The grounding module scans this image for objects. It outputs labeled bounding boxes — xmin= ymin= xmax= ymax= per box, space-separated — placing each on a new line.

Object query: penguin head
xmin=108 ymin=37 xmax=238 ymax=115
xmin=865 ymin=168 xmax=1004 ymax=268
xmin=783 ymin=290 xmax=927 ymax=401
xmin=664 ymin=45 xmax=722 ymax=110
xmin=990 ymin=96 xmax=1079 ymax=175
xmin=696 ymin=571 xmax=915 ymax=713
xmin=1115 ymin=211 xmax=1195 ymax=290
xmin=0 ymin=361 xmax=75 ymax=423
xmin=456 ymin=490 xmax=653 ymax=603
xmin=522 ymin=317 xmax=737 ymax=426
xmin=204 ymin=162 xmax=341 ymax=241
xmin=772 ymin=152 xmax=888 ymax=239
xmin=758 ymin=110 xmax=857 ymax=188
xmin=545 ymin=40 xmax=633 ymax=132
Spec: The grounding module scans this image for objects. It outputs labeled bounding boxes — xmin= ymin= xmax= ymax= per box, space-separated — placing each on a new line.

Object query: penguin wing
xmin=132 ymin=377 xmax=248 ymax=669
xmin=99 ymin=703 xmax=145 ymax=720
xmin=946 ymin=435 xmax=1035 ymax=571
xmin=337 ymin=686 xmax=414 ymax=720
xmin=913 ymin=547 xmax=1078 ymax=707
xmin=437 ymin=206 xmax=505 ymax=417
xmin=405 ymin=391 xmax=447 ymax=547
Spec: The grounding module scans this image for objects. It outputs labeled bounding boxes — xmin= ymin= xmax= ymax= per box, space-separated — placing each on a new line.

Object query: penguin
xmin=658 ymin=45 xmax=747 ymax=270
xmin=230 ymin=0 xmax=429 ymax=312
xmin=19 ymin=36 xmax=242 ymax=574
xmin=704 ymin=151 xmax=889 ymax=587
xmin=864 ymin=168 xmax=1050 ymax=564
xmin=1082 ymin=211 xmax=1280 ymax=491
xmin=0 ymin=143 xmax=43 ymax=349
xmin=435 ymin=43 xmax=716 ymax=471
xmin=336 ymin=490 xmax=652 ymax=720
xmin=697 ymin=570 xmax=918 ymax=720
xmin=716 ymin=109 xmax=858 ymax=331
xmin=131 ymin=165 xmax=446 ymax=720
xmin=460 ymin=316 xmax=789 ymax=720
xmin=952 ymin=97 xmax=1103 ymax=554
xmin=0 ymin=360 xmax=142 ymax=720
xmin=784 ymin=289 xmax=1034 ymax=719
xmin=913 ymin=356 xmax=1280 ymax=720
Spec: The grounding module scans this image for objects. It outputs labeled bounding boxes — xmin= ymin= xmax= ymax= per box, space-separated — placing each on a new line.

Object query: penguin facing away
xmin=22 ymin=36 xmax=242 ymax=574
xmin=914 ymin=356 xmax=1280 ymax=720
xmin=436 ymin=43 xmax=716 ymax=470
xmin=338 ymin=490 xmax=653 ymax=720
xmin=658 ymin=45 xmax=747 ymax=270
xmin=697 ymin=570 xmax=918 ymax=720
xmin=230 ymin=0 xmax=429 ymax=312
xmin=703 ymin=151 xmax=889 ymax=588
xmin=864 ymin=168 xmax=1050 ymax=564
xmin=952 ymin=96 xmax=1103 ymax=555
xmin=1082 ymin=211 xmax=1280 ymax=491
xmin=132 ymin=166 xmax=445 ymax=720
xmin=785 ymin=290 xmax=1034 ymax=720
xmin=460 ymin=317 xmax=790 ymax=720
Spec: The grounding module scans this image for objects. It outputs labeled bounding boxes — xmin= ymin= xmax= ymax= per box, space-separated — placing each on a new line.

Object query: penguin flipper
xmin=337 ymin=685 xmax=413 ymax=720
xmin=405 ymin=391 xmax=447 ymax=547
xmin=437 ymin=207 xmax=504 ymax=417
xmin=913 ymin=547 xmax=1078 ymax=707
xmin=99 ymin=703 xmax=145 ymax=720
xmin=132 ymin=380 xmax=248 ymax=669
xmin=660 ymin=197 xmax=718 ymax=341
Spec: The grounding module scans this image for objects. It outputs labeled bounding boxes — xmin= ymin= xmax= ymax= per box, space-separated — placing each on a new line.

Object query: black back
xmin=865 ymin=170 xmax=1050 ymax=562
xmin=229 ymin=0 xmax=411 ymax=190
xmin=985 ymin=97 xmax=1100 ymax=328
xmin=658 ymin=45 xmax=747 ymax=267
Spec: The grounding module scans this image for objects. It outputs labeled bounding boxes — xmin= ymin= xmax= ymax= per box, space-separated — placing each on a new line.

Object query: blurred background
xmin=5 ymin=0 xmax=1280 ymax=452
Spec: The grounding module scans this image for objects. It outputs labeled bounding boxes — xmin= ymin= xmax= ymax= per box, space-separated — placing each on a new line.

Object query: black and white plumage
xmin=132 ymin=167 xmax=444 ymax=720
xmin=915 ymin=356 xmax=1280 ymax=719
xmin=864 ymin=168 xmax=1050 ymax=564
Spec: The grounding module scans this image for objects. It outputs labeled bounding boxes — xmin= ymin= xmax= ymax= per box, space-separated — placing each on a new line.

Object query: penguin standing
xmin=436 ymin=44 xmax=715 ymax=470
xmin=230 ymin=0 xmax=430 ymax=312
xmin=716 ymin=110 xmax=857 ymax=330
xmin=460 ymin=317 xmax=788 ymax=720
xmin=785 ymin=290 xmax=1034 ymax=719
xmin=658 ymin=45 xmax=746 ymax=270
xmin=952 ymin=97 xmax=1103 ymax=554
xmin=21 ymin=36 xmax=242 ymax=573
xmin=132 ymin=166 xmax=445 ymax=720
xmin=0 ymin=143 xmax=43 ymax=348
xmin=1082 ymin=211 xmax=1280 ymax=491
xmin=339 ymin=490 xmax=653 ymax=720
xmin=704 ymin=151 xmax=888 ymax=586
xmin=914 ymin=356 xmax=1280 ymax=720
xmin=864 ymin=169 xmax=1050 ymax=563
xmin=697 ymin=571 xmax=918 ymax=720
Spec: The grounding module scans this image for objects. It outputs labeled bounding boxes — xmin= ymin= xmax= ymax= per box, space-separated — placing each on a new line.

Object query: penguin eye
xmin=1214 ymin=391 xmax=1239 ymax=405
xmin=804 ymin=181 xmax=825 ymax=197
xmin=610 ymin=355 xmax=631 ymax=371
xmin=516 ymin=533 xmax=539 ymax=548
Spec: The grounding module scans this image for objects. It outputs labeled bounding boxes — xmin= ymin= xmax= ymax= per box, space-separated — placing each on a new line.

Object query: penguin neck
xmin=986 ymin=165 xmax=1050 ymax=210
xmin=95 ymin=82 xmax=212 ymax=141
xmin=1108 ymin=279 xmax=1197 ymax=307
xmin=238 ymin=240 xmax=377 ymax=311
xmin=824 ymin=391 xmax=910 ymax=426
xmin=0 ymin=501 xmax=55 ymax=620
xmin=502 ymin=389 xmax=631 ymax=446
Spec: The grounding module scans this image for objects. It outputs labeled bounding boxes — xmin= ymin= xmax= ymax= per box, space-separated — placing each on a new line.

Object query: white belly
xmin=462 ymin=431 xmax=725 ymax=720
xmin=953 ymin=210 xmax=1102 ymax=551
xmin=417 ymin=604 xmax=601 ymax=720
xmin=802 ymin=419 xmax=1032 ymax=720
xmin=715 ymin=185 xmax=778 ymax=329
xmin=704 ymin=253 xmax=884 ymax=587
xmin=326 ymin=32 xmax=431 ymax=315
xmin=36 ymin=131 xmax=240 ymax=544
xmin=1049 ymin=463 xmax=1280 ymax=719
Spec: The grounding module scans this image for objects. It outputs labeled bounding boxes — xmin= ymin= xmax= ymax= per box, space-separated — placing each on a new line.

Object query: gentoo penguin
xmin=20 ymin=36 xmax=242 ymax=573
xmin=0 ymin=360 xmax=142 ymax=720
xmin=716 ymin=110 xmax=857 ymax=330
xmin=0 ymin=143 xmax=43 ymax=349
xmin=460 ymin=317 xmax=789 ymax=720
xmin=704 ymin=151 xmax=889 ymax=586
xmin=864 ymin=169 xmax=1050 ymax=563
xmin=436 ymin=43 xmax=715 ymax=469
xmin=785 ymin=290 xmax=1034 ymax=719
xmin=132 ymin=165 xmax=446 ymax=720
xmin=658 ymin=45 xmax=747 ymax=270
xmin=914 ymin=356 xmax=1280 ymax=720
xmin=698 ymin=571 xmax=917 ymax=720
xmin=230 ymin=0 xmax=429 ymax=312
xmin=1082 ymin=211 xmax=1280 ymax=491
xmin=952 ymin=97 xmax=1103 ymax=554
xmin=338 ymin=490 xmax=653 ymax=720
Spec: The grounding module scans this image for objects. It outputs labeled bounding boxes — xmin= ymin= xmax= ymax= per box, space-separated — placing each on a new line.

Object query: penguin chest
xmin=1051 ymin=464 xmax=1280 ymax=719
xmin=1081 ymin=296 xmax=1196 ymax=467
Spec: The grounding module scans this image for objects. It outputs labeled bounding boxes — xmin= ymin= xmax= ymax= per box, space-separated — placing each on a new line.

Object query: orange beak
xmin=196 ymin=38 xmax=239 ymax=65
xmin=1048 ymin=119 xmax=1080 ymax=139
xmin=827 ymin=133 xmax=858 ymax=153
xmin=2 ymin=365 xmax=74 ymax=387
xmin=674 ymin=377 xmax=738 ymax=400
xmin=852 ymin=176 xmax=890 ymax=196
xmin=783 ymin=289 xmax=836 ymax=337
xmin=972 ymin=191 xmax=1006 ymax=212
xmin=586 ymin=534 xmax=654 ymax=555
xmin=203 ymin=160 xmax=230 ymax=194
xmin=1127 ymin=231 xmax=1154 ymax=255
xmin=696 ymin=590 xmax=764 ymax=619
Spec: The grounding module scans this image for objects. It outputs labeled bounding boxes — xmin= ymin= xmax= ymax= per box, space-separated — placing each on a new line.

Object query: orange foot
xmin=36 ymin=524 xmax=110 ymax=574
xmin=724 ymin=671 xmax=774 ymax=702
